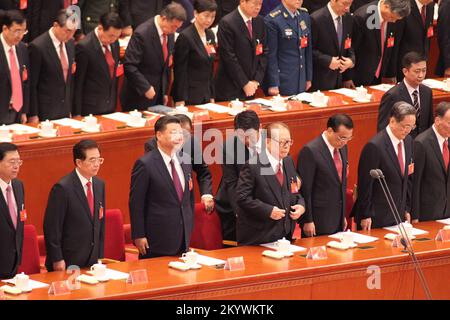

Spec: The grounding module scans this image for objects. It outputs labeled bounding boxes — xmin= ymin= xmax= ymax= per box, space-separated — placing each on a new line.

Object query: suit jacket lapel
xmin=399 ymin=82 xmax=413 ymax=104
xmin=71 ymin=171 xmax=94 ymax=224
xmin=91 ymin=33 xmax=111 ymax=79
xmin=383 ymin=131 xmax=403 ymax=177
xmin=191 ymin=25 xmax=209 ymax=59
xmin=260 ymin=154 xmax=285 ymax=207
xmin=154 ymin=149 xmax=180 ymax=201
xmin=0 ymin=189 xmax=14 ymax=230
xmin=319 ymin=137 xmax=341 ymax=183
xmin=150 ymin=21 xmax=164 ymax=65
xmin=411 ymin=3 xmax=425 ymax=30
xmin=429 ymin=130 xmax=447 ymax=173
xmin=235 ymin=11 xmax=253 ymax=44
xmin=45 ymin=32 xmax=65 ymax=83
xmin=0 ymin=40 xmax=12 ymax=85
xmin=325 ymin=10 xmax=340 ymax=51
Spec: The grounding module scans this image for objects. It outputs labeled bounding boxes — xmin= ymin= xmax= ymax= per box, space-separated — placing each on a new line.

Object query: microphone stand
xmin=370 ymin=169 xmax=432 ymax=300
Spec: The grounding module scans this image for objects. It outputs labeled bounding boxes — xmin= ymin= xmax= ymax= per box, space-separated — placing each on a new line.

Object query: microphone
xmin=370 ymin=168 xmax=432 ymax=299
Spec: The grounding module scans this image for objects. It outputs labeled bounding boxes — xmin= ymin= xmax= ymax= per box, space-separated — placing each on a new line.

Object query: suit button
xmin=62 ymin=99 xmax=65 ymax=103
xmin=106 ymin=100 xmax=110 ymax=104
xmin=87 ymin=17 xmax=91 ymax=22
xmin=91 ymin=242 xmax=94 ymax=246
xmin=180 ymin=221 xmax=183 ymax=225
xmin=300 ymin=65 xmax=303 ymax=68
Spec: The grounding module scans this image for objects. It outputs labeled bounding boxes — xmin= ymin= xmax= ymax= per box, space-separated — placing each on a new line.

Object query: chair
xmin=190 ymin=203 xmax=223 ymax=250
xmin=104 ymin=209 xmax=138 ymax=262
xmin=17 ymin=224 xmax=41 ymax=275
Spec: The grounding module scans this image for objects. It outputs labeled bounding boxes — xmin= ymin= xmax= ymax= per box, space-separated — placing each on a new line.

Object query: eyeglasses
xmin=8 ymin=28 xmax=28 ymax=36
xmin=272 ymin=139 xmax=294 ymax=147
xmin=86 ymin=157 xmax=104 ymax=165
xmin=7 ymin=159 xmax=23 ymax=167
xmin=336 ymin=135 xmax=353 ymax=142
xmin=399 ymin=124 xmax=416 ymax=131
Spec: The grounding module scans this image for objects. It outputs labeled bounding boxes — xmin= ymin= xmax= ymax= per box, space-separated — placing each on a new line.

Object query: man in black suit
xmin=436 ymin=0 xmax=450 ymax=77
xmin=412 ymin=102 xmax=450 ymax=222
xmin=120 ymin=0 xmax=168 ymax=29
xmin=297 ymin=114 xmax=353 ymax=236
xmin=216 ymin=110 xmax=263 ymax=242
xmin=311 ymin=0 xmax=355 ymax=91
xmin=347 ymin=0 xmax=410 ymax=87
xmin=0 ymin=10 xmax=29 ymax=124
xmin=121 ymin=3 xmax=186 ymax=110
xmin=215 ymin=0 xmax=267 ymax=101
xmin=74 ymin=12 xmax=122 ymax=117
xmin=395 ymin=0 xmax=434 ymax=80
xmin=44 ymin=140 xmax=106 ymax=271
xmin=353 ymin=102 xmax=415 ymax=230
xmin=236 ymin=122 xmax=305 ymax=245
xmin=28 ymin=9 xmax=77 ymax=122
xmin=130 ymin=116 xmax=194 ymax=258
xmin=144 ymin=114 xmax=214 ymax=212
xmin=377 ymin=52 xmax=433 ymax=138
xmin=0 ymin=143 xmax=25 ymax=280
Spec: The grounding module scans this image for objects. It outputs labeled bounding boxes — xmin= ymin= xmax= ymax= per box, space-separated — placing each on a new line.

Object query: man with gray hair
xmin=353 ymin=101 xmax=415 ymax=230
xmin=412 ymin=102 xmax=450 ymax=222
xmin=121 ymin=2 xmax=186 ymax=110
xmin=346 ymin=0 xmax=410 ymax=87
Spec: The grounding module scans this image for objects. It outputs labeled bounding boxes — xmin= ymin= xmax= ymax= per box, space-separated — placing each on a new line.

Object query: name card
xmin=127 ymin=269 xmax=148 ymax=284
xmin=100 ymin=120 xmax=117 ymax=132
xmin=12 ymin=133 xmax=31 ymax=142
xmin=193 ymin=110 xmax=210 ymax=122
xmin=391 ymin=234 xmax=404 ymax=248
xmin=224 ymin=256 xmax=245 ymax=271
xmin=48 ymin=281 xmax=71 ymax=296
xmin=435 ymin=229 xmax=450 ymax=242
xmin=306 ymin=246 xmax=327 ymax=260
xmin=57 ymin=126 xmax=74 ymax=137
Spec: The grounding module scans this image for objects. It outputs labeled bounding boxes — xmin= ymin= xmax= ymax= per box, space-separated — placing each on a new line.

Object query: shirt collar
xmin=0 ymin=33 xmax=13 ymax=53
xmin=378 ymin=1 xmax=385 ymax=25
xmin=322 ymin=131 xmax=336 ymax=155
xmin=49 ymin=27 xmax=62 ymax=48
xmin=415 ymin=0 xmax=424 ymax=13
xmin=158 ymin=146 xmax=177 ymax=166
xmin=432 ymin=124 xmax=447 ymax=147
xmin=403 ymin=78 xmax=420 ymax=93
xmin=265 ymin=148 xmax=283 ymax=172
xmin=238 ymin=6 xmax=252 ymax=24
xmin=327 ymin=2 xmax=340 ymax=21
xmin=0 ymin=178 xmax=12 ymax=194
xmin=75 ymin=168 xmax=92 ymax=187
xmin=386 ymin=125 xmax=402 ymax=147
xmin=154 ymin=15 xmax=164 ymax=38
xmin=94 ymin=27 xmax=109 ymax=51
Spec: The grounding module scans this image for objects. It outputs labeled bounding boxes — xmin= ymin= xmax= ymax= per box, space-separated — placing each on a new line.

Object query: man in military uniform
xmin=78 ymin=0 xmax=131 ymax=35
xmin=264 ymin=0 xmax=313 ymax=96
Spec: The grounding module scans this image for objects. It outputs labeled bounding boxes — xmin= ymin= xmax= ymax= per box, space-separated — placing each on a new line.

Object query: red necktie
xmin=333 ymin=148 xmax=343 ymax=182
xmin=6 ymin=185 xmax=17 ymax=229
xmin=443 ymin=140 xmax=449 ymax=172
xmin=397 ymin=141 xmax=404 ymax=176
xmin=103 ymin=45 xmax=115 ymax=79
xmin=276 ymin=162 xmax=284 ymax=186
xmin=86 ymin=181 xmax=94 ymax=217
xmin=170 ymin=159 xmax=184 ymax=202
xmin=246 ymin=19 xmax=253 ymax=39
xmin=375 ymin=21 xmax=386 ymax=79
xmin=9 ymin=48 xmax=23 ymax=112
xmin=162 ymin=33 xmax=168 ymax=62
xmin=421 ymin=5 xmax=426 ymax=27
xmin=59 ymin=43 xmax=69 ymax=82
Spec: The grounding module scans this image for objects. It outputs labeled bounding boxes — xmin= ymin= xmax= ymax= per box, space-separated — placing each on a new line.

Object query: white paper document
xmin=52 ymin=118 xmax=85 ymax=129
xmin=4 ymin=124 xmax=41 ymax=134
xmin=369 ymin=84 xmax=395 ymax=92
xmin=102 ymin=112 xmax=135 ymax=123
xmin=384 ymin=225 xmax=429 ymax=236
xmin=329 ymin=231 xmax=379 ymax=244
xmin=290 ymin=92 xmax=314 ymax=103
xmin=437 ymin=218 xmax=450 ymax=225
xmin=87 ymin=268 xmax=130 ymax=280
xmin=195 ymin=103 xmax=233 ymax=114
xmin=195 ymin=254 xmax=227 ymax=266
xmin=422 ymin=79 xmax=446 ymax=90
xmin=246 ymin=98 xmax=278 ymax=107
xmin=329 ymin=88 xmax=357 ymax=98
xmin=260 ymin=242 xmax=306 ymax=252
xmin=2 ymin=279 xmax=49 ymax=289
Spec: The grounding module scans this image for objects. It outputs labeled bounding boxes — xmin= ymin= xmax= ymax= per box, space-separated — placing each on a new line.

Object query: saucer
xmin=353 ymin=94 xmax=372 ymax=103
xmin=17 ymin=286 xmax=32 ymax=293
xmin=38 ymin=129 xmax=57 ymax=138
xmin=279 ymin=251 xmax=294 ymax=257
xmin=187 ymin=263 xmax=202 ymax=269
xmin=81 ymin=124 xmax=101 ymax=133
xmin=126 ymin=119 xmax=146 ymax=128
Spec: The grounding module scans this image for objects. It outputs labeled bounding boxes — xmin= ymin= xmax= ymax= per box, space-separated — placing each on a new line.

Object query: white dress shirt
xmin=49 ymin=27 xmax=68 ymax=62
xmin=386 ymin=125 xmax=405 ymax=162
xmin=94 ymin=27 xmax=111 ymax=53
xmin=432 ymin=124 xmax=447 ymax=154
xmin=0 ymin=33 xmax=19 ymax=70
xmin=266 ymin=148 xmax=283 ymax=175
xmin=327 ymin=3 xmax=341 ymax=33
xmin=404 ymin=78 xmax=420 ymax=105
xmin=158 ymin=147 xmax=185 ymax=191
xmin=75 ymin=168 xmax=93 ymax=197
xmin=238 ymin=6 xmax=252 ymax=26
xmin=0 ymin=178 xmax=17 ymax=216
xmin=322 ymin=131 xmax=341 ymax=161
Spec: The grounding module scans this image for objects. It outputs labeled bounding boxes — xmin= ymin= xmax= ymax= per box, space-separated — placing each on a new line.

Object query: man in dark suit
xmin=395 ymin=0 xmax=434 ymax=80
xmin=347 ymin=0 xmax=410 ymax=87
xmin=121 ymin=3 xmax=186 ymax=110
xmin=120 ymin=0 xmax=169 ymax=29
xmin=0 ymin=143 xmax=25 ymax=280
xmin=28 ymin=9 xmax=76 ymax=122
xmin=0 ymin=10 xmax=29 ymax=124
xmin=74 ymin=12 xmax=122 ymax=116
xmin=130 ymin=116 xmax=195 ymax=258
xmin=44 ymin=139 xmax=106 ymax=271
xmin=436 ymin=0 xmax=450 ymax=77
xmin=377 ymin=52 xmax=433 ymax=138
xmin=236 ymin=122 xmax=305 ymax=245
xmin=144 ymin=114 xmax=214 ymax=212
xmin=310 ymin=0 xmax=355 ymax=91
xmin=353 ymin=102 xmax=415 ymax=230
xmin=216 ymin=110 xmax=263 ymax=242
xmin=215 ymin=0 xmax=268 ymax=101
xmin=297 ymin=114 xmax=353 ymax=236
xmin=412 ymin=102 xmax=450 ymax=222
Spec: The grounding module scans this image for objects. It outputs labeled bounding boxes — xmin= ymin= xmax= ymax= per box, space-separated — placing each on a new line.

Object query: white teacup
xmin=276 ymin=237 xmax=291 ymax=253
xmin=129 ymin=109 xmax=143 ymax=125
xmin=312 ymin=91 xmax=326 ymax=106
xmin=90 ymin=262 xmax=107 ymax=279
xmin=0 ymin=125 xmax=10 ymax=140
xmin=39 ymin=120 xmax=54 ymax=134
xmin=355 ymin=86 xmax=368 ymax=101
xmin=228 ymin=99 xmax=244 ymax=111
xmin=444 ymin=78 xmax=450 ymax=91
xmin=14 ymin=272 xmax=29 ymax=291
xmin=182 ymin=249 xmax=198 ymax=267
xmin=341 ymin=231 xmax=355 ymax=247
xmin=84 ymin=114 xmax=98 ymax=128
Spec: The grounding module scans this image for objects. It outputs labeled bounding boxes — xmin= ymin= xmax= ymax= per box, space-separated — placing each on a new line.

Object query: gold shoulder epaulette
xmin=269 ymin=10 xmax=281 ymax=18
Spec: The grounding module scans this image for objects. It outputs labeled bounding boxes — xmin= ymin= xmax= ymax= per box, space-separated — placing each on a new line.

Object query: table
xmin=14 ymin=84 xmax=450 ymax=234
xmin=5 ymin=221 xmax=450 ymax=300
